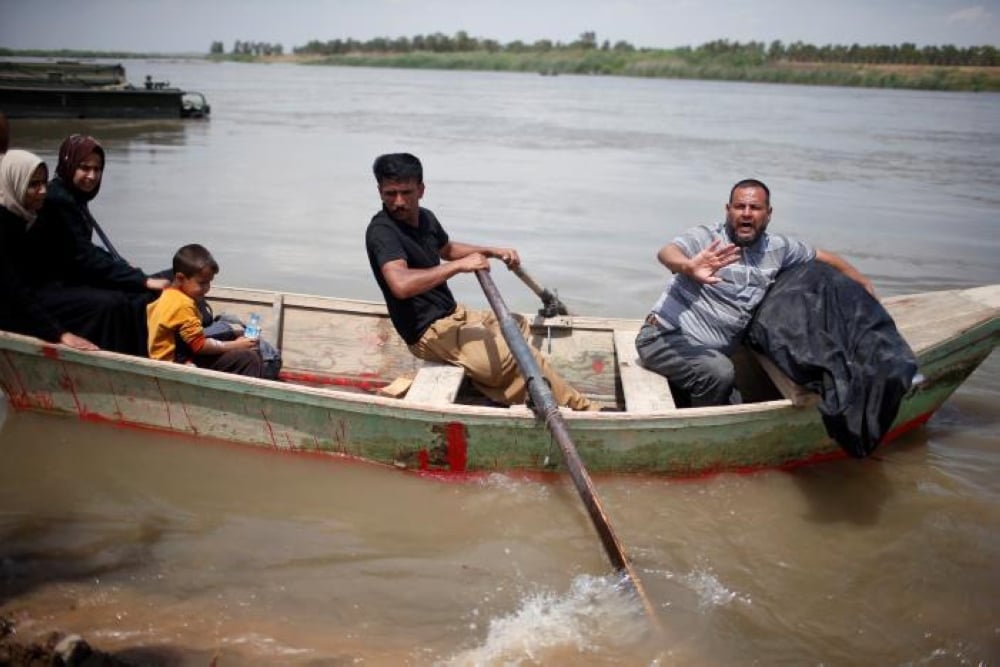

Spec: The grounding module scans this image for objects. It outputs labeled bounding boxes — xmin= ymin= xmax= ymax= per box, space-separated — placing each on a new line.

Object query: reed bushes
xmin=306 ymin=50 xmax=1000 ymax=92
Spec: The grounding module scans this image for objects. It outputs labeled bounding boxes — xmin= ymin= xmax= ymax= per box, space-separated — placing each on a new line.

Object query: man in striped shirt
xmin=636 ymin=179 xmax=873 ymax=407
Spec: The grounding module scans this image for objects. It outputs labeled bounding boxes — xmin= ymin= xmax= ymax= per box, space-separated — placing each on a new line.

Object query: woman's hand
xmin=59 ymin=332 xmax=99 ymax=351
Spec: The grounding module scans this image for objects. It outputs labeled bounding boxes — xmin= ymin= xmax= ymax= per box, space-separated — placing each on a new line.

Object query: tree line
xmin=209 ymin=32 xmax=998 ymax=67
xmin=687 ymin=39 xmax=998 ymax=67
xmin=280 ymin=32 xmax=997 ymax=67
xmin=210 ymin=40 xmax=284 ymax=57
xmin=291 ymin=31 xmax=637 ymax=56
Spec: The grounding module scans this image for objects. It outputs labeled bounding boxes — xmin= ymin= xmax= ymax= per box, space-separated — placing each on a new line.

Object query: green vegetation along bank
xmin=281 ymin=34 xmax=1000 ymax=92
xmin=294 ymin=50 xmax=998 ymax=92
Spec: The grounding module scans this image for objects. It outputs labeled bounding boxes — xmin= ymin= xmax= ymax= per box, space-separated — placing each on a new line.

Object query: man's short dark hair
xmin=173 ymin=243 xmax=219 ymax=277
xmin=373 ymin=153 xmax=422 ymax=185
xmin=729 ymin=178 xmax=771 ymax=205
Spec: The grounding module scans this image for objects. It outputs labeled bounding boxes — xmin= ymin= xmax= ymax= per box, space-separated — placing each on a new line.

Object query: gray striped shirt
xmin=650 ymin=222 xmax=815 ymax=352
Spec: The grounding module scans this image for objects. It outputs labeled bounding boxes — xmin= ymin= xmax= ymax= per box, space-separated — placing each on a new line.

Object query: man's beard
xmin=725 ymin=220 xmax=766 ymax=247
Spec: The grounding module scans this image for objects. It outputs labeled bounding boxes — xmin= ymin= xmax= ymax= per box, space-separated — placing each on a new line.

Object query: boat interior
xmin=206 ymin=287 xmax=803 ymax=413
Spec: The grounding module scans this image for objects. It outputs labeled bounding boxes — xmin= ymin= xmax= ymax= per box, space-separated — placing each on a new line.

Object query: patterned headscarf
xmin=55 ymin=134 xmax=106 ymax=201
xmin=0 ymin=149 xmax=47 ymax=224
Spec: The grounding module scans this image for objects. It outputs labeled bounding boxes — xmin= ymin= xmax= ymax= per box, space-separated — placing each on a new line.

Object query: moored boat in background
xmin=0 ymin=284 xmax=996 ymax=477
xmin=0 ymin=59 xmax=210 ymax=119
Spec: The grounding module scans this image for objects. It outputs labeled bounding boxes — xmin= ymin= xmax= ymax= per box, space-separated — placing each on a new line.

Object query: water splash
xmin=443 ymin=574 xmax=648 ymax=666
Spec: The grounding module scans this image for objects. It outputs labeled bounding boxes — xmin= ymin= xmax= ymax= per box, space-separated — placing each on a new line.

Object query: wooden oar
xmin=476 ymin=269 xmax=661 ymax=631
xmin=511 ymin=266 xmax=569 ymax=317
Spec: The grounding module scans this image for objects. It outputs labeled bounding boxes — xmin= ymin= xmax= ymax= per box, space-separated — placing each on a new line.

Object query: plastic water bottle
xmin=245 ymin=313 xmax=261 ymax=340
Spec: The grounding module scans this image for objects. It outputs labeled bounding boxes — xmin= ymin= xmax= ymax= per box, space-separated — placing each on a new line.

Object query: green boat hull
xmin=1 ymin=285 xmax=997 ymax=476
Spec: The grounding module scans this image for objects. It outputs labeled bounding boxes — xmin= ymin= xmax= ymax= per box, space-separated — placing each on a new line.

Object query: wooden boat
xmin=0 ymin=60 xmax=210 ymax=119
xmin=0 ymin=284 xmax=997 ymax=476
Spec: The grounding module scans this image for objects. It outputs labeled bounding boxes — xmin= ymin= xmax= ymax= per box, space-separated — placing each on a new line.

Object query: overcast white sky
xmin=1 ymin=0 xmax=997 ymax=53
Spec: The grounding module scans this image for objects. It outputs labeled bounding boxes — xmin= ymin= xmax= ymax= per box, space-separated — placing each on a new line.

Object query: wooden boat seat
xmin=613 ymin=330 xmax=676 ymax=412
xmin=403 ymin=362 xmax=466 ymax=405
xmin=751 ymin=352 xmax=815 ymax=407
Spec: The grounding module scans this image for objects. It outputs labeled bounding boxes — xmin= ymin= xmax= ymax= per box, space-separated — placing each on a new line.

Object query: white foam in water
xmin=475 ymin=473 xmax=553 ymax=502
xmin=221 ymin=632 xmax=313 ymax=659
xmin=444 ymin=574 xmax=648 ymax=666
xmin=681 ymin=568 xmax=751 ymax=610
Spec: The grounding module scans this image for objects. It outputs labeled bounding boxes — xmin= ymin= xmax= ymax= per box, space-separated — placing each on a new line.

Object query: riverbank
xmin=248 ymin=51 xmax=1000 ymax=92
xmin=0 ymin=616 xmax=135 ymax=666
xmin=4 ymin=48 xmax=996 ymax=92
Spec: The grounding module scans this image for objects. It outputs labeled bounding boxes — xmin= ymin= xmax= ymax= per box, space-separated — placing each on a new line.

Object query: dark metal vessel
xmin=0 ymin=60 xmax=210 ymax=119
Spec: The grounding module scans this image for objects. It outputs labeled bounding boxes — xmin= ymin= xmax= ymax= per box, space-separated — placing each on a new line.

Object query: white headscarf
xmin=0 ymin=149 xmax=46 ymax=225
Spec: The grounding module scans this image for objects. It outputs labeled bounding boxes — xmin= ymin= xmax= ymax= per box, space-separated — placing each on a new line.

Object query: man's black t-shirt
xmin=365 ymin=207 xmax=457 ymax=345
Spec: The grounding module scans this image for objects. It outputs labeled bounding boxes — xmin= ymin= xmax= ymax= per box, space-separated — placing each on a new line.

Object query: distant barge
xmin=0 ymin=60 xmax=210 ymax=119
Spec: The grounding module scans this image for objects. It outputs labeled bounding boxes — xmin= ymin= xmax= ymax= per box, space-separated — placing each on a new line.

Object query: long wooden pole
xmin=476 ymin=269 xmax=661 ymax=629
xmin=510 ymin=266 xmax=569 ymax=317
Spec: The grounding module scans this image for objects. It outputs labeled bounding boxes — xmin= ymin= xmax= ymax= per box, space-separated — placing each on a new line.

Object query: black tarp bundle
xmin=747 ymin=261 xmax=918 ymax=458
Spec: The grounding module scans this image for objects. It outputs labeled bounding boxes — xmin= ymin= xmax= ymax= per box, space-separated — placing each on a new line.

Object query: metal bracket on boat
xmin=531 ymin=314 xmax=573 ymax=329
xmin=530 ymin=315 xmax=574 ymax=354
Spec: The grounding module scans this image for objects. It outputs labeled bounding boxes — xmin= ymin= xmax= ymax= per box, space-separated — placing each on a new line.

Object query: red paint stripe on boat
xmin=2 ymin=350 xmax=29 ymax=398
xmin=261 ymin=409 xmax=278 ymax=448
xmin=727 ymin=409 xmax=938 ymax=477
xmin=278 ymin=370 xmax=389 ymax=392
xmin=880 ymin=412 xmax=933 ymax=444
xmin=41 ymin=346 xmax=60 ymax=360
xmin=444 ymin=422 xmax=468 ymax=472
xmin=59 ymin=366 xmax=85 ymax=415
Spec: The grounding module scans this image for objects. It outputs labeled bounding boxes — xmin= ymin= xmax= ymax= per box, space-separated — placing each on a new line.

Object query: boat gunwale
xmin=0 ymin=326 xmax=804 ymax=427
xmin=2 ymin=283 xmax=997 ymax=428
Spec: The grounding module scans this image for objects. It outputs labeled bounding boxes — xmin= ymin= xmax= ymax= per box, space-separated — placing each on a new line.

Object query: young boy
xmin=147 ymin=244 xmax=262 ymax=377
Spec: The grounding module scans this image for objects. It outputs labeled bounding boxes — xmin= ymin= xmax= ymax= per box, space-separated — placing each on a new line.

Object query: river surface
xmin=2 ymin=60 xmax=999 ymax=665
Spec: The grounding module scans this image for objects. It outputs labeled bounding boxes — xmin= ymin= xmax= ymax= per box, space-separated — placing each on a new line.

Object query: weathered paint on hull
xmin=1 ymin=316 xmax=995 ymax=476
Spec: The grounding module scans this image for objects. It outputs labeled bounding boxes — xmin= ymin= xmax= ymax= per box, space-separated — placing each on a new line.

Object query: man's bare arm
xmin=380 ymin=255 xmax=489 ymax=300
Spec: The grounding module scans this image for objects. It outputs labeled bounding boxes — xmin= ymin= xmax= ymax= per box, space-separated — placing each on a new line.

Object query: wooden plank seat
xmin=613 ymin=330 xmax=676 ymax=412
xmin=403 ymin=362 xmax=466 ymax=405
xmin=751 ymin=352 xmax=815 ymax=407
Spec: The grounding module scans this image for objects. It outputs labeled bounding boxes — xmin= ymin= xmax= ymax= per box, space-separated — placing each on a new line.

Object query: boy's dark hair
xmin=173 ymin=243 xmax=219 ymax=278
xmin=372 ymin=153 xmax=422 ymax=185
xmin=729 ymin=178 xmax=771 ymax=205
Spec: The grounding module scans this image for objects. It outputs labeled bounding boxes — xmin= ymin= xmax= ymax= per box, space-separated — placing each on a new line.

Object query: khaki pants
xmin=409 ymin=305 xmax=594 ymax=411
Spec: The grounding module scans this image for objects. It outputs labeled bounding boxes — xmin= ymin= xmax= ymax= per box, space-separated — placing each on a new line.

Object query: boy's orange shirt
xmin=147 ymin=287 xmax=207 ymax=361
